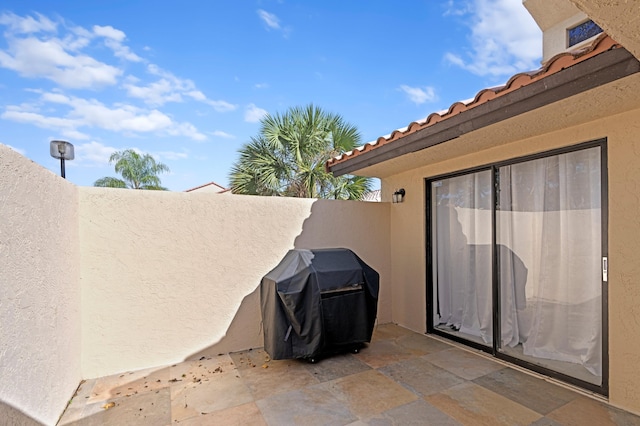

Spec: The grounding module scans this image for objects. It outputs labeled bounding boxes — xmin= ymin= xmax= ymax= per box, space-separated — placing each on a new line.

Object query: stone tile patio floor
xmin=58 ymin=324 xmax=640 ymax=426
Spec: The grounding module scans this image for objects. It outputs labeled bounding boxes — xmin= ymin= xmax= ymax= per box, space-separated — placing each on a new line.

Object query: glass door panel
xmin=496 ymin=147 xmax=602 ymax=386
xmin=431 ymin=170 xmax=493 ymax=347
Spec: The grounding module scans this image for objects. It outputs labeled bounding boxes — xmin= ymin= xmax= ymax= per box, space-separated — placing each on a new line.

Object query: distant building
xmin=361 ymin=189 xmax=381 ymax=202
xmin=184 ymin=181 xmax=231 ymax=194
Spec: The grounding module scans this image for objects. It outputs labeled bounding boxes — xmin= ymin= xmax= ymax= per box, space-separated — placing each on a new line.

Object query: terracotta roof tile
xmin=184 ymin=181 xmax=228 ymax=192
xmin=327 ymin=34 xmax=621 ymax=169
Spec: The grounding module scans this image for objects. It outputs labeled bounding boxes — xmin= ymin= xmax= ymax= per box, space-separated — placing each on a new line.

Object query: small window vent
xmin=568 ymin=19 xmax=603 ymax=47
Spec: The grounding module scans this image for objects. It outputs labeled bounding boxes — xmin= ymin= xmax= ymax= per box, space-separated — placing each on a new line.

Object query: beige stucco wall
xmin=79 ymin=189 xmax=390 ymax=379
xmin=0 ymin=145 xmax=81 ymax=425
xmin=523 ymin=0 xmax=601 ymax=64
xmin=568 ymin=0 xmax=640 ymax=61
xmin=542 ymin=11 xmax=591 ymax=63
xmin=381 ymin=107 xmax=640 ymax=414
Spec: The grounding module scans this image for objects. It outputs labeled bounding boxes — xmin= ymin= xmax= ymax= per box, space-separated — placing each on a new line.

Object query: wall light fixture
xmin=392 ymin=188 xmax=405 ymax=203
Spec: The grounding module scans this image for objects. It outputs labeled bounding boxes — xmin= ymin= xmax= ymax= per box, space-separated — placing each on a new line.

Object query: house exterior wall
xmin=0 ymin=145 xmax=82 ymax=426
xmin=381 ymin=107 xmax=640 ymax=414
xmin=524 ymin=0 xmax=600 ymax=64
xmin=79 ymin=188 xmax=390 ymax=379
xmin=542 ymin=11 xmax=591 ymax=63
xmin=568 ymin=0 xmax=640 ymax=61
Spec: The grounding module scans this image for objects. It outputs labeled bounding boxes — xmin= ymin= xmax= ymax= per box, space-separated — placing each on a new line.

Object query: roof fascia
xmin=329 ymin=47 xmax=639 ymax=177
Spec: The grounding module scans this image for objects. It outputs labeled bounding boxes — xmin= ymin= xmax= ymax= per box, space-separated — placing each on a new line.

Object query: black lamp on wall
xmin=392 ymin=188 xmax=405 ymax=203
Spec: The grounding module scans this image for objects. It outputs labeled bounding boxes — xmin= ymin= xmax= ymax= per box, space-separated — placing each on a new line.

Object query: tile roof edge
xmin=327 ymin=34 xmax=621 ymax=170
xmin=184 ymin=181 xmax=229 ymax=192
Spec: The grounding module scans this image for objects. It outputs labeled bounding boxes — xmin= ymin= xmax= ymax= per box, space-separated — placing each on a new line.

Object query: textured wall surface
xmin=606 ymin=111 xmax=640 ymax=414
xmin=524 ymin=0 xmax=586 ymax=64
xmin=79 ymin=188 xmax=390 ymax=379
xmin=0 ymin=145 xmax=81 ymax=425
xmin=381 ymin=107 xmax=640 ymax=414
xmin=569 ymin=0 xmax=640 ymax=61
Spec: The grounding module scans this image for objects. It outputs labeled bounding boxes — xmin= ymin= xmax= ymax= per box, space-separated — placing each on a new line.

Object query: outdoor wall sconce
xmin=392 ymin=188 xmax=405 ymax=203
xmin=50 ymin=140 xmax=74 ymax=179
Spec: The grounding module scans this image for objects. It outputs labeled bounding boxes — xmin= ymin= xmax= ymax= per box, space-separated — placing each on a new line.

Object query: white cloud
xmin=1 ymin=107 xmax=90 ymax=139
xmin=186 ymin=90 xmax=206 ymax=101
xmin=124 ymin=77 xmax=183 ymax=106
xmin=399 ymin=85 xmax=437 ymax=105
xmin=166 ymin=122 xmax=206 ymax=141
xmin=0 ymin=12 xmax=227 ymax=142
xmin=74 ymin=141 xmax=117 ymax=166
xmin=244 ymin=103 xmax=268 ymax=123
xmin=124 ymin=65 xmax=236 ymax=111
xmin=40 ymin=92 xmax=173 ymax=133
xmin=443 ymin=52 xmax=465 ymax=68
xmin=256 ymin=9 xmax=291 ymax=37
xmin=443 ymin=0 xmax=542 ymax=77
xmin=257 ymin=9 xmax=280 ymax=30
xmin=204 ymin=99 xmax=236 ymax=112
xmin=92 ymin=25 xmax=125 ymax=42
xmin=186 ymin=90 xmax=236 ymax=111
xmin=92 ymin=25 xmax=142 ymax=62
xmin=105 ymin=38 xmax=142 ymax=62
xmin=0 ymin=36 xmax=122 ymax=88
xmin=156 ymin=150 xmax=189 ymax=160
xmin=3 ymin=92 xmax=207 ymax=141
xmin=0 ymin=12 xmax=56 ymax=34
xmin=211 ymin=130 xmax=235 ymax=139
xmin=254 ymin=83 xmax=269 ymax=89
xmin=0 ymin=13 xmax=143 ymax=90
xmin=443 ymin=0 xmax=472 ymax=17
xmin=73 ymin=143 xmax=186 ymax=169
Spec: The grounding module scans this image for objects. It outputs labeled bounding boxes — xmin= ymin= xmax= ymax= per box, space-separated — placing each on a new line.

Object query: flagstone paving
xmin=58 ymin=324 xmax=640 ymax=425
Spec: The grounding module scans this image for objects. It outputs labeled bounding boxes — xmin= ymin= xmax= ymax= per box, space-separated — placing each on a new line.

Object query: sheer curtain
xmin=433 ymin=170 xmax=493 ymax=345
xmin=498 ymin=147 xmax=602 ymax=377
xmin=433 ymin=147 xmax=602 ymax=379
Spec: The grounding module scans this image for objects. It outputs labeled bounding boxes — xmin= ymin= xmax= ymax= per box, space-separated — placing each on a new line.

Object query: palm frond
xmin=229 ymin=104 xmax=370 ymax=199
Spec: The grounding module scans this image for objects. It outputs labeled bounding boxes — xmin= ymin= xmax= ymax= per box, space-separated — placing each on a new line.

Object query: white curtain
xmin=433 ymin=147 xmax=602 ymax=378
xmin=433 ymin=171 xmax=493 ymax=344
xmin=498 ymin=147 xmax=602 ymax=377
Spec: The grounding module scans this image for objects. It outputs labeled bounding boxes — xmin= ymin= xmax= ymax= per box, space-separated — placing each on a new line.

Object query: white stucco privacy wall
xmin=0 ymin=144 xmax=81 ymax=426
xmin=79 ymin=188 xmax=390 ymax=379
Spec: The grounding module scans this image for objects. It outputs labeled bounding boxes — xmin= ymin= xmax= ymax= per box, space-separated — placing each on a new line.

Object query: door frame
xmin=425 ymin=138 xmax=609 ymax=395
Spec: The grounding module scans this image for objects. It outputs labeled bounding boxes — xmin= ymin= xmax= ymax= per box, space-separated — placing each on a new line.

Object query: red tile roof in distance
xmin=327 ymin=34 xmax=621 ymax=169
xmin=184 ymin=181 xmax=228 ymax=192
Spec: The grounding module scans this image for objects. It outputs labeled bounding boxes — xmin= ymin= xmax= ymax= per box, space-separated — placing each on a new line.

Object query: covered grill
xmin=260 ymin=248 xmax=379 ymax=360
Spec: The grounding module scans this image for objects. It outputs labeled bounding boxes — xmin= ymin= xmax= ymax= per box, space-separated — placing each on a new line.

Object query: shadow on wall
xmin=186 ymin=287 xmax=262 ymax=361
xmin=183 ymin=198 xmax=389 ymax=361
xmin=0 ymin=401 xmax=45 ymax=426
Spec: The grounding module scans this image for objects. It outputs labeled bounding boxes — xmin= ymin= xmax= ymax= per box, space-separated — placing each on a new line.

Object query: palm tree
xmin=94 ymin=149 xmax=170 ymax=190
xmin=229 ymin=104 xmax=372 ymax=200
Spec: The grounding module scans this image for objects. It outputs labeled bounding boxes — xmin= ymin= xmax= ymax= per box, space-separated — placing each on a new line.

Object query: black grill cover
xmin=260 ymin=248 xmax=379 ymax=360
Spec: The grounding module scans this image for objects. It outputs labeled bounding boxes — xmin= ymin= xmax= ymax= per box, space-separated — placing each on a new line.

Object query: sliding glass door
xmin=430 ymin=169 xmax=494 ymax=348
xmin=496 ymin=146 xmax=603 ymax=386
xmin=428 ymin=142 xmax=606 ymax=392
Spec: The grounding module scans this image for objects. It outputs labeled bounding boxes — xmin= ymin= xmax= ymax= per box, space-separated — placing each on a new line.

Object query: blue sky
xmin=0 ymin=1 xmax=541 ymax=191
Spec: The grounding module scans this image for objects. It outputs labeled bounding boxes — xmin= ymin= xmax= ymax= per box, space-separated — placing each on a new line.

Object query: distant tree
xmin=94 ymin=149 xmax=170 ymax=190
xmin=229 ymin=104 xmax=372 ymax=200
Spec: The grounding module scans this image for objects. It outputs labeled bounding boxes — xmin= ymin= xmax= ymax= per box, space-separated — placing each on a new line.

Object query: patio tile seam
xmin=424 ymin=333 xmax=610 ymax=404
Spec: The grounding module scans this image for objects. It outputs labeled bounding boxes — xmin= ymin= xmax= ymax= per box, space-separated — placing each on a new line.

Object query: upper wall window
xmin=568 ymin=19 xmax=603 ymax=47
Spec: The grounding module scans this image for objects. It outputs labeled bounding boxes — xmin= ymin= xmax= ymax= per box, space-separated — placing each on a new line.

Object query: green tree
xmin=229 ymin=104 xmax=372 ymax=200
xmin=94 ymin=149 xmax=170 ymax=190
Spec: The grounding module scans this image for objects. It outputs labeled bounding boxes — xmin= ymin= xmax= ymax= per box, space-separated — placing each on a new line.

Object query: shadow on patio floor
xmin=58 ymin=324 xmax=640 ymax=425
